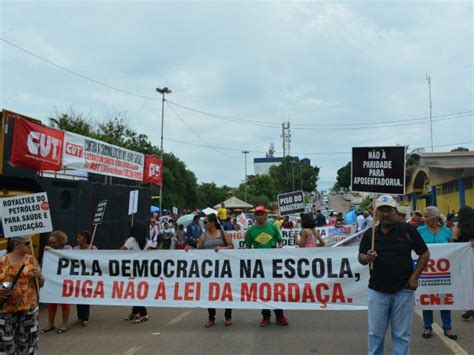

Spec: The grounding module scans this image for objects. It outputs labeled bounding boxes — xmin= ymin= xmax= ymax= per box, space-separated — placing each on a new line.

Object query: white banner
xmin=40 ymin=244 xmax=473 ymax=310
xmin=62 ymin=132 xmax=145 ymax=181
xmin=0 ymin=192 xmax=53 ymax=237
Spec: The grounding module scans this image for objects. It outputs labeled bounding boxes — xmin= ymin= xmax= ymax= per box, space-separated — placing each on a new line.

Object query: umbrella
xmin=202 ymin=207 xmax=217 ymax=215
xmin=150 ymin=205 xmax=159 ymax=213
xmin=213 ymin=196 xmax=253 ymax=209
xmin=177 ymin=213 xmax=196 ymax=228
xmin=344 ymin=210 xmax=357 ymax=224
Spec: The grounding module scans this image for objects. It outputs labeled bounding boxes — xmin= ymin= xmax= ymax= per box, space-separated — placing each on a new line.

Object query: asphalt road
xmin=38 ymin=305 xmax=473 ymax=354
xmin=328 ymin=194 xmax=351 ymax=215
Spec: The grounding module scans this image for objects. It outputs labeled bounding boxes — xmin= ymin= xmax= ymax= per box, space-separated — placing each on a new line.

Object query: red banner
xmin=10 ymin=118 xmax=64 ymax=171
xmin=143 ymin=155 xmax=162 ymax=186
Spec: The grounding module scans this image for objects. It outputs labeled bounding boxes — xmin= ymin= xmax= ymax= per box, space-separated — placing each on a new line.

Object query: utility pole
xmin=156 ymin=86 xmax=172 ymax=217
xmin=426 ymin=74 xmax=433 ymax=152
xmin=242 ymin=150 xmax=249 ymax=202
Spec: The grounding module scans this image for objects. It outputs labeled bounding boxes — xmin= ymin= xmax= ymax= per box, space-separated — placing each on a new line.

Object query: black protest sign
xmin=351 ymin=146 xmax=406 ymax=195
xmin=278 ymin=191 xmax=305 ymax=215
xmin=93 ymin=200 xmax=108 ymax=225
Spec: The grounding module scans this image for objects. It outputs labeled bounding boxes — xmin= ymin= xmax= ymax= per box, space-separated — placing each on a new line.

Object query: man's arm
xmin=406 ymin=250 xmax=430 ymax=290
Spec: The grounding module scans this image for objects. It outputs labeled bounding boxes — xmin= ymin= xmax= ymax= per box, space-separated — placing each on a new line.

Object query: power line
xmin=2 ymin=37 xmax=472 ymax=130
xmin=1 ymin=38 xmax=160 ymax=102
xmin=165 ymin=102 xmax=237 ymax=158
xmin=168 ymin=100 xmax=472 ymax=128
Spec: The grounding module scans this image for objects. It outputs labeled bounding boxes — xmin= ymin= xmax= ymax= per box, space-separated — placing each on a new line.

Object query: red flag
xmin=143 ymin=155 xmax=162 ymax=186
xmin=10 ymin=117 xmax=64 ymax=171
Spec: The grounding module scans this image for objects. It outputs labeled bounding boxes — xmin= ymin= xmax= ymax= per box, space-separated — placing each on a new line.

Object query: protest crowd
xmin=0 ymin=195 xmax=473 ymax=355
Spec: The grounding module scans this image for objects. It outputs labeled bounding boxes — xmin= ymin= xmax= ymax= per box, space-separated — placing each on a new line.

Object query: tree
xmin=196 ymin=183 xmax=229 ymax=209
xmin=269 ymin=156 xmax=319 ymax=194
xmin=332 ymin=162 xmax=351 ymax=191
xmin=451 ymin=147 xmax=469 ymax=152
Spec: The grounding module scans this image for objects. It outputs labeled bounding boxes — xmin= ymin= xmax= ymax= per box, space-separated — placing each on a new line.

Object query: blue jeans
xmin=422 ymin=310 xmax=451 ymax=331
xmin=368 ymin=288 xmax=415 ymax=355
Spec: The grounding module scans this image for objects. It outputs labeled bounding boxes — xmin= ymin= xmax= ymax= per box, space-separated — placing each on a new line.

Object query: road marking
xmin=152 ymin=332 xmax=160 ymax=335
xmin=123 ymin=346 xmax=143 ymax=355
xmin=167 ymin=310 xmax=192 ymax=326
xmin=415 ymin=311 xmax=468 ymax=355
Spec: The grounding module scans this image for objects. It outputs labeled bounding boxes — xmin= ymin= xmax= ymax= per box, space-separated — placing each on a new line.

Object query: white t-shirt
xmin=124 ymin=237 xmax=150 ymax=251
xmin=356 ymin=215 xmax=365 ymax=232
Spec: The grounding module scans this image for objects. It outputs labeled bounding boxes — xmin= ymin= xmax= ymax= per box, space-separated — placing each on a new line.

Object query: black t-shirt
xmin=359 ymin=222 xmax=428 ymax=293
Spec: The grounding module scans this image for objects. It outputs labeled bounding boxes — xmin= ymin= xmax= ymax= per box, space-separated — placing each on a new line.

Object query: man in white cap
xmin=358 ymin=195 xmax=430 ymax=355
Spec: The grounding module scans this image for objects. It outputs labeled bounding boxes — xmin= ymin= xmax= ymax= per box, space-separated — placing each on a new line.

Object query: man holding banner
xmin=358 ymin=195 xmax=430 ymax=355
xmin=245 ymin=205 xmax=289 ymax=327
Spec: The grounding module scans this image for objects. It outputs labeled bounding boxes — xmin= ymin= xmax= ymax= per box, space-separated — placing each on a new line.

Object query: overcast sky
xmin=1 ymin=1 xmax=472 ymax=191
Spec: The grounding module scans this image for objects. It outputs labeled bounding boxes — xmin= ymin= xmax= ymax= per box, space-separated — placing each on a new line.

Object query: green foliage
xmin=269 ymin=156 xmax=319 ymax=194
xmin=197 ymin=183 xmax=229 ymax=208
xmin=332 ymin=161 xmax=351 ymax=191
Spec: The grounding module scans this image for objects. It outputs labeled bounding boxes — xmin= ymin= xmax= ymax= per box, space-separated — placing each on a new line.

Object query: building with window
xmin=404 ymin=151 xmax=474 ymax=214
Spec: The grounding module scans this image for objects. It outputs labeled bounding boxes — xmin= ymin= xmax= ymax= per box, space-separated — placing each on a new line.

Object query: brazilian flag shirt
xmin=245 ymin=222 xmax=283 ymax=248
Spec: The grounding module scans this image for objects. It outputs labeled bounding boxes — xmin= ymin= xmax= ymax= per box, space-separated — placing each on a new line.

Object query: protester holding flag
xmin=41 ymin=230 xmax=72 ymax=334
xmin=73 ymin=231 xmax=97 ymax=328
xmin=245 ymin=205 xmax=289 ymax=327
xmin=418 ymin=206 xmax=457 ymax=340
xmin=121 ymin=222 xmax=150 ymax=324
xmin=186 ymin=213 xmax=234 ymax=327
xmin=0 ymin=236 xmax=44 ymax=354
xmin=358 ymin=195 xmax=429 ymax=355
xmin=297 ymin=213 xmax=325 ymax=248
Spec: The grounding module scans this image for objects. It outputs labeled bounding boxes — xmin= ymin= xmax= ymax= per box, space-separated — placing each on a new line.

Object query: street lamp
xmin=242 ymin=150 xmax=249 ymax=202
xmin=156 ymin=86 xmax=172 ymax=217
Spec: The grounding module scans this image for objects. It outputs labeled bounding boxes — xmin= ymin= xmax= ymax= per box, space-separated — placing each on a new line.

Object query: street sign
xmin=128 ymin=190 xmax=139 ymax=215
xmin=351 ymin=146 xmax=406 ymax=195
xmin=277 ymin=190 xmax=305 ymax=216
xmin=0 ymin=192 xmax=53 ymax=238
xmin=93 ymin=200 xmax=108 ymax=225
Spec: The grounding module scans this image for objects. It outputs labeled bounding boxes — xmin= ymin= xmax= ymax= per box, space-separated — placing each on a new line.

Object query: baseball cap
xmin=254 ymin=205 xmax=268 ymax=213
xmin=375 ymin=195 xmax=397 ymax=209
xmin=397 ymin=206 xmax=410 ymax=215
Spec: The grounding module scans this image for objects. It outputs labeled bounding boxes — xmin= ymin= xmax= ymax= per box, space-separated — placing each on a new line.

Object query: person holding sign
xmin=186 ymin=213 xmax=234 ymax=327
xmin=297 ymin=213 xmax=325 ymax=248
xmin=358 ymin=195 xmax=429 ymax=355
xmin=121 ymin=222 xmax=151 ymax=324
xmin=0 ymin=236 xmax=44 ymax=354
xmin=42 ymin=230 xmax=72 ymax=334
xmin=245 ymin=205 xmax=289 ymax=327
xmin=73 ymin=231 xmax=97 ymax=328
xmin=417 ymin=207 xmax=457 ymax=340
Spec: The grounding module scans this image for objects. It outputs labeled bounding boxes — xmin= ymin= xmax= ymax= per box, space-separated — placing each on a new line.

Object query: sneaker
xmin=276 ymin=316 xmax=289 ymax=326
xmin=74 ymin=319 xmax=84 ymax=326
xmin=133 ymin=315 xmax=148 ymax=324
xmin=461 ymin=310 xmax=474 ymax=320
xmin=260 ymin=319 xmax=270 ymax=327
xmin=124 ymin=313 xmax=138 ymax=321
xmin=224 ymin=319 xmax=233 ymax=326
xmin=82 ymin=321 xmax=89 ymax=327
xmin=205 ymin=320 xmax=215 ymax=328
